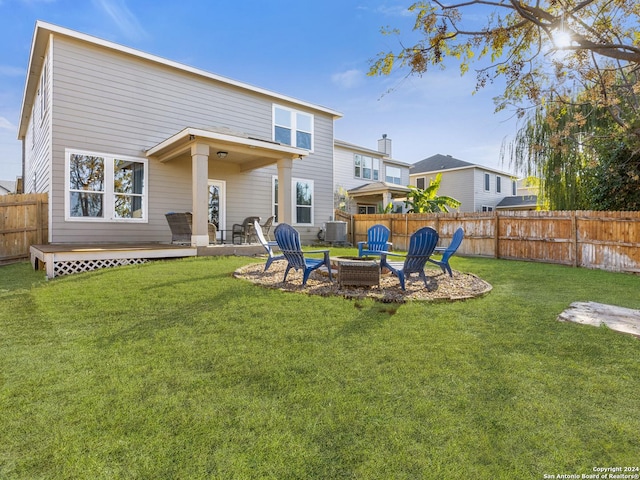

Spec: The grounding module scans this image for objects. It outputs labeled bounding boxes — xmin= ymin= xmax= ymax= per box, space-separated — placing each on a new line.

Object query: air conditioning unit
xmin=324 ymin=221 xmax=347 ymax=243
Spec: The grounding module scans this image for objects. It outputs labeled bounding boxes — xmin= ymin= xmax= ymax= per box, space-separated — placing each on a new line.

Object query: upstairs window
xmin=354 ymin=154 xmax=379 ymax=180
xmin=496 ymin=176 xmax=502 ymax=193
xmin=484 ymin=173 xmax=490 ymax=191
xmin=385 ymin=166 xmax=402 ymax=185
xmin=512 ymin=180 xmax=517 ymax=195
xmin=273 ymin=105 xmax=313 ymax=150
xmin=416 ymin=177 xmax=425 ymax=189
xmin=66 ymin=150 xmax=147 ymax=221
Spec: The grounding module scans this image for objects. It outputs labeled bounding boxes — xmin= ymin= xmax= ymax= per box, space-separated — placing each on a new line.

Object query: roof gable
xmin=410 ymin=154 xmax=475 ymax=174
xmin=19 ymin=21 xmax=342 ymax=138
xmin=410 ymin=153 xmax=514 ymax=176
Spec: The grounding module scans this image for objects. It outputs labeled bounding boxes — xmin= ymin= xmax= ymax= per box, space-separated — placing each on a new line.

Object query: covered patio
xmin=146 ymin=126 xmax=309 ymax=247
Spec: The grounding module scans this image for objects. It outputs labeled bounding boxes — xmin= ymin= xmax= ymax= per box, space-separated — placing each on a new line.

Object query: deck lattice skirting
xmin=53 ymin=258 xmax=149 ymax=277
xmin=30 ymin=244 xmax=198 ymax=279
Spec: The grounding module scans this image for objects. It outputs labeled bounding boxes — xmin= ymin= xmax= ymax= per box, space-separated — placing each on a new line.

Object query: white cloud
xmin=331 ymin=69 xmax=364 ymax=89
xmin=357 ymin=4 xmax=413 ymax=17
xmin=0 ymin=117 xmax=16 ymax=130
xmin=92 ymin=0 xmax=148 ymax=41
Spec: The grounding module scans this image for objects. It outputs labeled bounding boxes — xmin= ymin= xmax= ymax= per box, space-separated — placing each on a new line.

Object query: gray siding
xmin=333 ymin=145 xmax=362 ymax=192
xmin=24 ymin=49 xmax=52 ymax=197
xmin=49 ymin=36 xmax=334 ymax=243
xmin=411 ymin=168 xmax=516 ymax=213
xmin=411 ymin=169 xmax=475 ymax=213
xmin=474 ymin=169 xmax=510 ymax=211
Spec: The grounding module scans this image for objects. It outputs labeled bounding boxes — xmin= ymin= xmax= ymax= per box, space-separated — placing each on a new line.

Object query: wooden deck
xmin=30 ymin=242 xmax=265 ymax=279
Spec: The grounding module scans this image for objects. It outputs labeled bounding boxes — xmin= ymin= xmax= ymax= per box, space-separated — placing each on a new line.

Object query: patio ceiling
xmin=145 ymin=126 xmax=308 ymax=171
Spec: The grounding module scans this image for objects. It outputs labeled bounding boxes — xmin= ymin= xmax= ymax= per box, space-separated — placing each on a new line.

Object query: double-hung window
xmin=354 ymin=154 xmax=379 ymax=180
xmin=273 ymin=105 xmax=313 ymax=150
xmin=272 ymin=176 xmax=314 ymax=225
xmin=385 ymin=166 xmax=402 ymax=184
xmin=496 ymin=176 xmax=502 ymax=193
xmin=484 ymin=173 xmax=490 ymax=191
xmin=66 ymin=149 xmax=147 ymax=221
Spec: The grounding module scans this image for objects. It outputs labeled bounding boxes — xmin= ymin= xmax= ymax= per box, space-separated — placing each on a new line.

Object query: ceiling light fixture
xmin=217 ymin=151 xmax=228 ymax=159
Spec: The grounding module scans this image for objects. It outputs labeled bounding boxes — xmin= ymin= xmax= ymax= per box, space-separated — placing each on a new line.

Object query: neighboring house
xmin=0 ymin=180 xmax=16 ymax=195
xmin=334 ymin=135 xmax=410 ymax=214
xmin=18 ymin=21 xmax=342 ymax=246
xmin=496 ymin=178 xmax=539 ymax=210
xmin=410 ymin=154 xmax=518 ymax=213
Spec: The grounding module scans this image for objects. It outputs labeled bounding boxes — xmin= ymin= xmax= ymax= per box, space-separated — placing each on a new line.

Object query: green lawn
xmin=1 ymin=253 xmax=639 ymax=479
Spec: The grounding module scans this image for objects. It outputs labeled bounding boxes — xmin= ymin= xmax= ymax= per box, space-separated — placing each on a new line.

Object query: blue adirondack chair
xmin=274 ymin=223 xmax=333 ymax=285
xmin=358 ymin=224 xmax=392 ymax=258
xmin=254 ymin=220 xmax=284 ymax=271
xmin=428 ymin=227 xmax=464 ymax=277
xmin=380 ymin=227 xmax=439 ymax=291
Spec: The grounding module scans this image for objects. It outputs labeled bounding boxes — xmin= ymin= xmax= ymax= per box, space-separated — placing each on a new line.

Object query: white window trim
xmin=272 ymin=104 xmax=314 ymax=152
xmin=354 ymin=154 xmax=380 ymax=180
xmin=40 ymin=61 xmax=48 ymax=123
xmin=385 ymin=165 xmax=402 ymax=184
xmin=64 ymin=149 xmax=148 ymax=223
xmin=482 ymin=205 xmax=494 ymax=212
xmin=272 ymin=175 xmax=314 ymax=226
xmin=484 ymin=173 xmax=491 ymax=192
xmin=293 ymin=177 xmax=314 ymax=226
xmin=496 ymin=175 xmax=502 ymax=194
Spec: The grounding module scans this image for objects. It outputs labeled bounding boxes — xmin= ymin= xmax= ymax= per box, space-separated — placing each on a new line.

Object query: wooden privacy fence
xmin=0 ymin=193 xmax=48 ymax=265
xmin=349 ymin=210 xmax=640 ymax=274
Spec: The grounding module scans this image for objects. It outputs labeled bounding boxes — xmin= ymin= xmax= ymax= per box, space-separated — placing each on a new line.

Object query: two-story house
xmin=334 ymin=135 xmax=410 ymax=214
xmin=409 ymin=154 xmax=521 ymax=212
xmin=19 ymin=21 xmax=342 ymax=249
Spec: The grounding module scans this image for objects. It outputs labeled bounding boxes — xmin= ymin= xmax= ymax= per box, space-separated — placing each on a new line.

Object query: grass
xmin=1 ymin=252 xmax=640 ymax=479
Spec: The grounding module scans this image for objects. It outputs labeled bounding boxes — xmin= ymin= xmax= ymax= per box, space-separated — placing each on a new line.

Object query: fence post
xmin=494 ymin=210 xmax=500 ymax=259
xmin=36 ymin=197 xmax=43 ymax=244
xmin=571 ymin=211 xmax=578 ymax=267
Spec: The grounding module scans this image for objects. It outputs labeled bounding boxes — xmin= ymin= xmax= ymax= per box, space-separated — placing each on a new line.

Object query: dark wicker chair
xmin=165 ymin=212 xmax=217 ymax=245
xmin=232 ymin=216 xmax=260 ymax=244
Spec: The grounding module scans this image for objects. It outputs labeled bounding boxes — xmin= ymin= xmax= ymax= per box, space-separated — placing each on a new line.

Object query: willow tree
xmin=369 ymin=0 xmax=640 ymax=147
xmin=503 ymin=103 xmax=596 ymax=209
xmin=504 ymin=94 xmax=640 ymax=210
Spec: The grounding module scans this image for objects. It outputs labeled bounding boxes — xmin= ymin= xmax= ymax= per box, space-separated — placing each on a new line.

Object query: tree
xmin=505 ymin=95 xmax=640 ymax=210
xmin=369 ymin=0 xmax=640 ymax=146
xmin=504 ymin=102 xmax=596 ymax=209
xmin=403 ymin=173 xmax=461 ymax=212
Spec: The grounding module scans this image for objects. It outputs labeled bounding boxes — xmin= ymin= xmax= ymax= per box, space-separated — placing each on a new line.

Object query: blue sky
xmin=0 ymin=0 xmax=518 ymax=181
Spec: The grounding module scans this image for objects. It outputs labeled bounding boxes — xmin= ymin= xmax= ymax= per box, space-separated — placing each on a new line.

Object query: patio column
xmin=191 ymin=143 xmax=210 ymax=246
xmin=277 ymin=157 xmax=293 ymax=224
xmin=382 ymin=191 xmax=392 ymax=209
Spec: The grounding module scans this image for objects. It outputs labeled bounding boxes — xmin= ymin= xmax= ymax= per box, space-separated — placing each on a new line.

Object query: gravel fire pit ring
xmin=234 ymin=260 xmax=492 ymax=303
